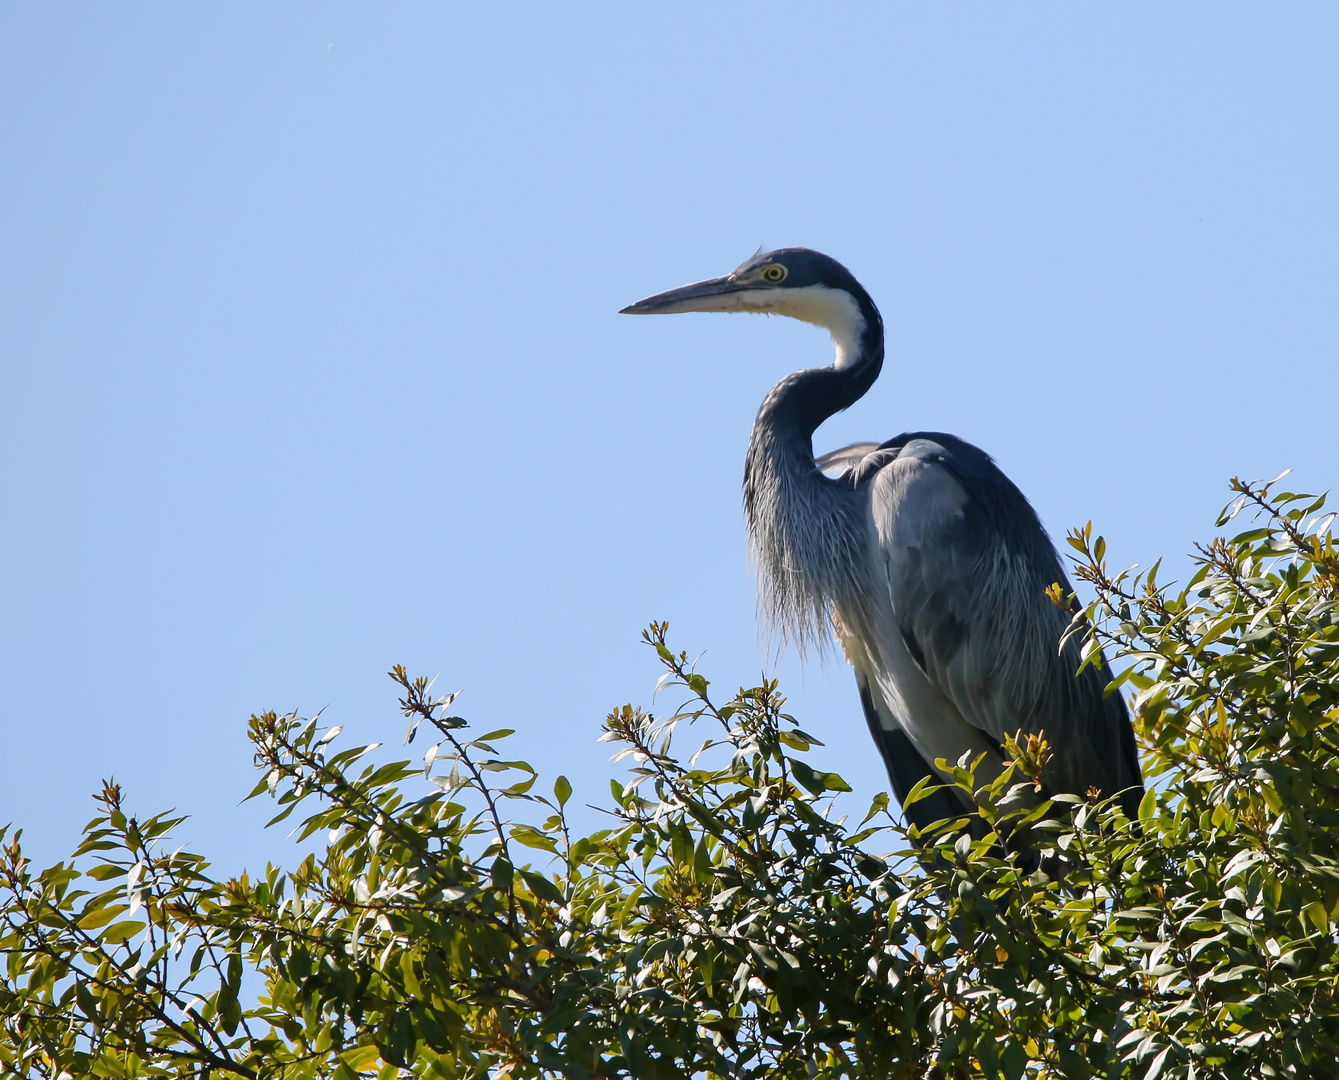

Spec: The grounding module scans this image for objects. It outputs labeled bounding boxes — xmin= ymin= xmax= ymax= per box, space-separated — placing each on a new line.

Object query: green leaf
xmin=862 ymin=791 xmax=890 ymax=825
xmin=341 ymin=1044 xmax=382 ymax=1071
xmin=902 ymin=773 xmax=936 ymax=807
xmin=787 ymin=758 xmax=851 ymax=795
xmin=520 ymin=870 xmax=563 ymax=903
xmin=501 ymin=774 xmax=538 ymax=796
xmin=100 ymin=920 xmax=145 ymax=945
xmin=510 ymin=825 xmax=559 ymax=853
xmin=218 ymin=983 xmax=242 ymax=1036
xmin=77 ymin=903 xmax=129 ymax=931
xmin=975 ymin=1033 xmax=1001 ymax=1080
xmin=1143 ymin=1046 xmax=1170 ymax=1080
xmin=1001 ymin=1038 xmax=1027 ymax=1080
xmin=554 ymin=775 xmax=572 ymax=807
xmin=1056 ymin=1047 xmax=1090 ymax=1078
xmin=75 ymin=981 xmax=99 ymax=1021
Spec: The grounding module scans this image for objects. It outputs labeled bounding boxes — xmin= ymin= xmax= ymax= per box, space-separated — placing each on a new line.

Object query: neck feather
xmin=743 ymin=288 xmax=884 ymax=648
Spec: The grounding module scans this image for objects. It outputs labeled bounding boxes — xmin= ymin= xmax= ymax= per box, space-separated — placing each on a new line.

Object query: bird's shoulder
xmin=858 ymin=432 xmax=1053 ymax=561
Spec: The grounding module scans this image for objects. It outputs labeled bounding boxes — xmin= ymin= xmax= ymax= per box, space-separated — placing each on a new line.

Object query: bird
xmin=621 ymin=247 xmax=1143 ymax=840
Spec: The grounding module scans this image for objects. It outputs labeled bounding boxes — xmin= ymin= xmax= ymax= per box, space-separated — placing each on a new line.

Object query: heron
xmin=621 ymin=247 xmax=1143 ymax=839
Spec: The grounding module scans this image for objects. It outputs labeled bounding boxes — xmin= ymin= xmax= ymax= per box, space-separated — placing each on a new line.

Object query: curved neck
xmin=743 ymin=287 xmax=884 ymax=646
xmin=757 ymin=287 xmax=884 ymax=441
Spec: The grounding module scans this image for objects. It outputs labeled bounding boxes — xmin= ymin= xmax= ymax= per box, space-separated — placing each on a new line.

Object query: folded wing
xmin=865 ymin=433 xmax=1143 ymax=820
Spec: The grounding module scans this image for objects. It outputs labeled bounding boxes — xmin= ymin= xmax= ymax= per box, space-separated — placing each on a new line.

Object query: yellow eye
xmin=762 ymin=264 xmax=787 ymax=283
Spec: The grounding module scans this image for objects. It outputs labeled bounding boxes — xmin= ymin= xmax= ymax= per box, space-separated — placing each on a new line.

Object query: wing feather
xmin=867 ymin=434 xmax=1142 ymax=817
xmin=815 ymin=442 xmax=882 ymax=479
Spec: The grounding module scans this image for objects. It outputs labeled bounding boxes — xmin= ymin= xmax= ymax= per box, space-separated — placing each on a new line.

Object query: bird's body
xmin=623 ymin=248 xmax=1142 ymax=833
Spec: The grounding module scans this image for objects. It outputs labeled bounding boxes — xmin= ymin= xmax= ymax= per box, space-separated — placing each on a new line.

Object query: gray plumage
xmin=622 ymin=248 xmax=1143 ymax=834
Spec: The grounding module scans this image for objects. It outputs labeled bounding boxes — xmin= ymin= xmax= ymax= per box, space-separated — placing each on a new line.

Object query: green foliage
xmin=1 ymin=475 xmax=1338 ymax=1078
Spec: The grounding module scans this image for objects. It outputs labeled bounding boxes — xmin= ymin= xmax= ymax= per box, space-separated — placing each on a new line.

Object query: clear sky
xmin=2 ymin=6 xmax=1336 ymax=873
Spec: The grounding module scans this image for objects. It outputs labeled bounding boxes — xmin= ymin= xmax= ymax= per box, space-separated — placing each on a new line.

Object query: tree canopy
xmin=3 ymin=475 xmax=1338 ymax=1079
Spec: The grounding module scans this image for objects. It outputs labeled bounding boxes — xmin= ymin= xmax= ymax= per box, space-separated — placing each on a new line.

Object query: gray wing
xmin=867 ymin=435 xmax=1143 ymax=818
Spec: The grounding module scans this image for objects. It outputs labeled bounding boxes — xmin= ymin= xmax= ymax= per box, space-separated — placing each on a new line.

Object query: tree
xmin=2 ymin=475 xmax=1338 ymax=1079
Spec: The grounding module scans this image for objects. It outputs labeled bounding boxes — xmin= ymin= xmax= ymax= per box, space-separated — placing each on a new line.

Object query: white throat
xmin=729 ymin=284 xmax=867 ymax=370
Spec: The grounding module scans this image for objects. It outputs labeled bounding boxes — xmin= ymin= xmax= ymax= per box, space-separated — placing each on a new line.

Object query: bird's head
xmin=620 ymin=247 xmax=880 ymax=368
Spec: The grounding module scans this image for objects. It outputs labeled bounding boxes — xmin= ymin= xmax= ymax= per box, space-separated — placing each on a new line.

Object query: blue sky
xmin=2 ymin=6 xmax=1336 ymax=872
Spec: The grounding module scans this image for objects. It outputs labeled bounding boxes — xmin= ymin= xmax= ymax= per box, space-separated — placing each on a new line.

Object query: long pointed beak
xmin=619 ymin=275 xmax=747 ymax=315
